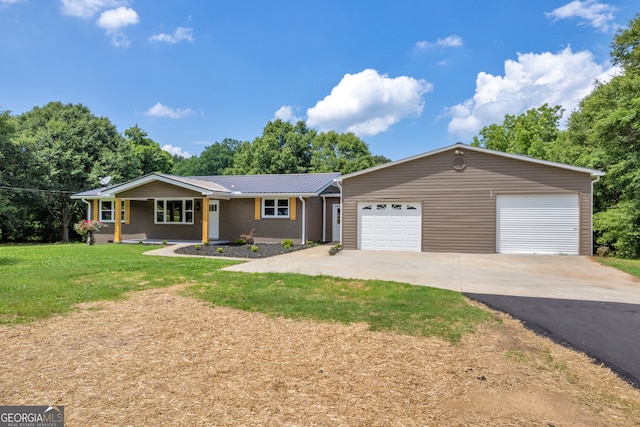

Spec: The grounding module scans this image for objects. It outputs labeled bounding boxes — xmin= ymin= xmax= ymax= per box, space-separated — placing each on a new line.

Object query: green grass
xmin=183 ymin=273 xmax=493 ymax=342
xmin=0 ymin=244 xmax=493 ymax=342
xmin=0 ymin=243 xmax=239 ymax=324
xmin=598 ymin=257 xmax=640 ymax=278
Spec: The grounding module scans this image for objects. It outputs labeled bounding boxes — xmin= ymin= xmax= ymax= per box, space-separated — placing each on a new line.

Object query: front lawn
xmin=0 ymin=244 xmax=492 ymax=342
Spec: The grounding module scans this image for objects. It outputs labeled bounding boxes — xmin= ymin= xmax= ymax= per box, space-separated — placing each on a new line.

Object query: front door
xmin=209 ymin=200 xmax=219 ymax=240
xmin=332 ymin=204 xmax=341 ymax=242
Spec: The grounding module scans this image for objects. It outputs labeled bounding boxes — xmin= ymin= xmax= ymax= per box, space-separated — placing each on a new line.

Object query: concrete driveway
xmin=222 ymin=246 xmax=640 ymax=387
xmin=222 ymin=245 xmax=640 ymax=304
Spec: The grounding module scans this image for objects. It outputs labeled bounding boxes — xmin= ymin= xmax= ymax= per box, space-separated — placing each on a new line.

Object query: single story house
xmin=71 ymin=172 xmax=341 ymax=245
xmin=72 ymin=143 xmax=603 ymax=255
xmin=337 ymin=143 xmax=604 ymax=255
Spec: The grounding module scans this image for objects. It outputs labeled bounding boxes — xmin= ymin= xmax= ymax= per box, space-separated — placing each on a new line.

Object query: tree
xmin=14 ymin=102 xmax=140 ymax=242
xmin=471 ymin=104 xmax=564 ymax=160
xmin=0 ymin=110 xmax=20 ymax=241
xmin=228 ymin=120 xmax=316 ymax=174
xmin=611 ymin=13 xmax=640 ymax=75
xmin=172 ymin=138 xmax=240 ymax=176
xmin=124 ymin=125 xmax=173 ymax=174
xmin=311 ymin=131 xmax=389 ymax=174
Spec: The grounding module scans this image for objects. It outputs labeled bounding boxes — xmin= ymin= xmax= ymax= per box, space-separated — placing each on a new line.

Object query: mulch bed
xmin=175 ymin=243 xmax=313 ymax=258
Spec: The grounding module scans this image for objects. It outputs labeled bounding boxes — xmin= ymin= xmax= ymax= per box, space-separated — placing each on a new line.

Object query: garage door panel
xmin=497 ymin=195 xmax=579 ymax=255
xmin=358 ymin=202 xmax=422 ymax=252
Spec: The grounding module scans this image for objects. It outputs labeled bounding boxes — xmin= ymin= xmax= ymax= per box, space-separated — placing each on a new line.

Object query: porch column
xmin=201 ymin=197 xmax=209 ymax=244
xmin=114 ymin=197 xmax=122 ymax=243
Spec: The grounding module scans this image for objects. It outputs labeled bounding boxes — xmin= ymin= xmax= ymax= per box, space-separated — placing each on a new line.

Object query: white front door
xmin=332 ymin=204 xmax=341 ymax=242
xmin=208 ymin=200 xmax=219 ymax=240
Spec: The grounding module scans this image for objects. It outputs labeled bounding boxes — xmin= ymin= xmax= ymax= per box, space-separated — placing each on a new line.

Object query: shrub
xmin=217 ymin=247 xmax=223 ymax=253
xmin=596 ymin=246 xmax=610 ymax=257
xmin=204 ymin=241 xmax=210 ymax=246
xmin=235 ymin=239 xmax=247 ymax=245
xmin=251 ymin=245 xmax=259 ymax=252
xmin=162 ymin=240 xmax=168 ymax=245
xmin=282 ymin=239 xmax=293 ymax=249
xmin=329 ymin=244 xmax=343 ymax=256
xmin=194 ymin=244 xmax=201 ymax=250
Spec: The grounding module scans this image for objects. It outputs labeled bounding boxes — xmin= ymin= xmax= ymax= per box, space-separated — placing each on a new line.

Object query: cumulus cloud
xmin=546 ymin=0 xmax=616 ymax=32
xmin=306 ymin=69 xmax=433 ymax=137
xmin=60 ymin=0 xmax=123 ymax=19
xmin=416 ymin=35 xmax=464 ymax=49
xmin=162 ymin=144 xmax=192 ymax=158
xmin=446 ymin=47 xmax=618 ymax=140
xmin=274 ymin=105 xmax=302 ymax=123
xmin=149 ymin=26 xmax=194 ymax=44
xmin=144 ymin=102 xmax=194 ymax=119
xmin=95 ymin=6 xmax=138 ymax=47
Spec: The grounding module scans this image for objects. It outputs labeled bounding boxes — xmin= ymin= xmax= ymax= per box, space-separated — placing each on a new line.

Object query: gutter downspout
xmin=81 ymin=199 xmax=91 ymax=220
xmin=298 ymin=196 xmax=306 ymax=244
xmin=322 ymin=196 xmax=326 ymax=243
xmin=336 ymin=180 xmax=343 ymax=246
xmin=591 ymin=175 xmax=601 ymax=256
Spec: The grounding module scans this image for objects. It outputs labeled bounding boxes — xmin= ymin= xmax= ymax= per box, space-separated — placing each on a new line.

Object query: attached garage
xmin=496 ymin=194 xmax=580 ymax=255
xmin=358 ymin=202 xmax=421 ymax=251
xmin=338 ymin=143 xmax=604 ymax=255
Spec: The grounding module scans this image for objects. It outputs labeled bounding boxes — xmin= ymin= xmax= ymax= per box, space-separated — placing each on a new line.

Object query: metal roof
xmin=72 ymin=172 xmax=341 ymax=198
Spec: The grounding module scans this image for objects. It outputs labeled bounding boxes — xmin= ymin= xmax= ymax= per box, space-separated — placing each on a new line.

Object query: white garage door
xmin=358 ymin=202 xmax=422 ymax=251
xmin=497 ymin=194 xmax=579 ymax=255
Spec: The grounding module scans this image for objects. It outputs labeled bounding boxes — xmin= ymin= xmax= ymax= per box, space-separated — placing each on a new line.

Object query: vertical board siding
xmin=117 ymin=181 xmax=201 ymax=199
xmin=342 ymin=149 xmax=593 ymax=255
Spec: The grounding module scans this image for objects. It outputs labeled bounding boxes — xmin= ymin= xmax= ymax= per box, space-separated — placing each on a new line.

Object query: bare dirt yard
xmin=1 ymin=284 xmax=639 ymax=426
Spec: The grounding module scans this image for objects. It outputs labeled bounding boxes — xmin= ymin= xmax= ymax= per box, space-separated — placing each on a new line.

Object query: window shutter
xmin=92 ymin=200 xmax=99 ymax=221
xmin=125 ymin=200 xmax=131 ymax=224
xmin=254 ymin=198 xmax=261 ymax=220
xmin=290 ymin=197 xmax=296 ymax=220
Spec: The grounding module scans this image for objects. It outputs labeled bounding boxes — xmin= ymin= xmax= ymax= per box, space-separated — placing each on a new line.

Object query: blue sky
xmin=0 ymin=1 xmax=637 ymax=161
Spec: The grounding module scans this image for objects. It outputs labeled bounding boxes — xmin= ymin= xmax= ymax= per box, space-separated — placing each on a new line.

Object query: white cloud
xmin=306 ymin=69 xmax=433 ymax=137
xmin=144 ymin=102 xmax=194 ymax=119
xmin=416 ymin=35 xmax=464 ymax=49
xmin=149 ymin=26 xmax=194 ymax=44
xmin=95 ymin=6 xmax=138 ymax=47
xmin=546 ymin=0 xmax=616 ymax=32
xmin=162 ymin=144 xmax=192 ymax=158
xmin=446 ymin=47 xmax=618 ymax=140
xmin=96 ymin=6 xmax=138 ymax=29
xmin=59 ymin=0 xmax=123 ymax=19
xmin=274 ymin=105 xmax=302 ymax=123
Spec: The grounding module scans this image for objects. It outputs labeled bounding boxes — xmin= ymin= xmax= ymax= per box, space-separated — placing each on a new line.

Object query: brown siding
xmin=342 ymin=149 xmax=593 ymax=255
xmin=117 ymin=181 xmax=201 ymax=199
xmin=219 ymin=198 xmax=304 ymax=244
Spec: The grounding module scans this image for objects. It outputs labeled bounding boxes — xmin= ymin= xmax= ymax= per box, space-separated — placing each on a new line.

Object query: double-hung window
xmin=262 ymin=198 xmax=289 ymax=218
xmin=99 ymin=200 xmax=126 ymax=222
xmin=155 ymin=199 xmax=194 ymax=224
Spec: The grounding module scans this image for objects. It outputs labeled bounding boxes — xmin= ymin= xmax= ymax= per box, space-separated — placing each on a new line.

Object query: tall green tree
xmin=0 ymin=110 xmax=20 ymax=242
xmin=228 ymin=120 xmax=316 ymax=174
xmin=14 ymin=102 xmax=139 ymax=242
xmin=471 ymin=104 xmax=564 ymax=160
xmin=124 ymin=125 xmax=173 ymax=174
xmin=172 ymin=138 xmax=241 ymax=176
xmin=311 ymin=131 xmax=389 ymax=174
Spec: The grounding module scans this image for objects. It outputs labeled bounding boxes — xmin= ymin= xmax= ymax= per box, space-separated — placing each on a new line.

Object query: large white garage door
xmin=358 ymin=202 xmax=422 ymax=251
xmin=497 ymin=194 xmax=579 ymax=255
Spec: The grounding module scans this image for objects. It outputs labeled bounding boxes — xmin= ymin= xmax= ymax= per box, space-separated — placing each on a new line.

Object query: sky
xmin=0 ymin=1 xmax=637 ymax=162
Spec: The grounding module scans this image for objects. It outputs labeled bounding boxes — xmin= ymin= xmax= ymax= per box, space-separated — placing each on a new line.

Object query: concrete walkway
xmin=219 ymin=245 xmax=640 ymax=303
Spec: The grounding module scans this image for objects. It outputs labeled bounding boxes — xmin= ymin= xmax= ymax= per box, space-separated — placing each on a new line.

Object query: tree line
xmin=0 ymin=104 xmax=388 ymax=243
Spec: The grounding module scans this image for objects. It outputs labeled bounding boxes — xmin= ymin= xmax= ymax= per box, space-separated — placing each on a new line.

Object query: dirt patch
xmin=175 ymin=243 xmax=313 ymax=258
xmin=1 ymin=285 xmax=638 ymax=426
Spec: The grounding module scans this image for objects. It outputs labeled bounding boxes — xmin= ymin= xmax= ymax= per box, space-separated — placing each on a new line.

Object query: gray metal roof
xmin=72 ymin=172 xmax=341 ymax=198
xmin=184 ymin=172 xmax=341 ymax=195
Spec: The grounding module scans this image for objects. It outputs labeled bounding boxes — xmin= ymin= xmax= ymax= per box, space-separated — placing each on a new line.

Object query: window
xmin=99 ymin=200 xmax=126 ymax=222
xmin=155 ymin=199 xmax=194 ymax=224
xmin=262 ymin=198 xmax=289 ymax=218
